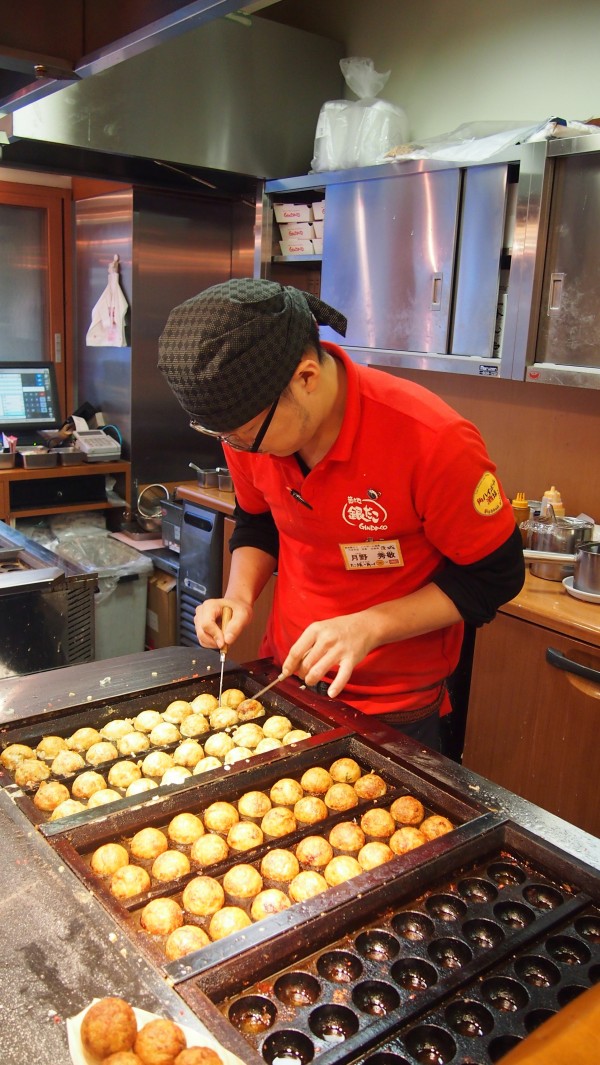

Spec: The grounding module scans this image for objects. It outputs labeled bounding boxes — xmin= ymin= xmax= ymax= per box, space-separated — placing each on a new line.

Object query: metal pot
xmin=189 ymin=463 xmax=219 ymax=487
xmin=529 ymin=517 xmax=594 ymax=581
xmin=216 ymin=467 xmax=233 ymax=492
xmin=574 ymin=540 xmax=600 ymax=594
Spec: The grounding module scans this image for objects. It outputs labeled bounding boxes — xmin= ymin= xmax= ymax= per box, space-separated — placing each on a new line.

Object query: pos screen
xmin=0 ymin=362 xmax=61 ymax=436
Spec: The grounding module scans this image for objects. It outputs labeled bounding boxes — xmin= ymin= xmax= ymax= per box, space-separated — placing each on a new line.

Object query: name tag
xmin=339 ymin=539 xmax=404 ymax=571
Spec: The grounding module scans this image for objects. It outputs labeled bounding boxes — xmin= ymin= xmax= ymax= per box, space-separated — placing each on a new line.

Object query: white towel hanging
xmin=86 ymin=254 xmax=129 ymax=347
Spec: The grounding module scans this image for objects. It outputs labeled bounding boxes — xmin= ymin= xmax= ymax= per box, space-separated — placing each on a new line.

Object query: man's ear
xmin=292 ymin=353 xmax=321 ymax=393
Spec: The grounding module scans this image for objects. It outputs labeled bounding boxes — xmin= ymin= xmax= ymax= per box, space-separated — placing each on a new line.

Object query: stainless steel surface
xmin=529 ymin=517 xmax=594 ymax=581
xmin=574 ymin=541 xmax=600 ymax=594
xmin=1 ymin=17 xmax=343 ymax=180
xmin=75 ymin=187 xmax=247 ymax=493
xmin=218 ymin=604 xmax=233 ymax=704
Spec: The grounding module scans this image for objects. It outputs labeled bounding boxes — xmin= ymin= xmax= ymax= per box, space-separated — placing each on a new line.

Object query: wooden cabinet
xmin=0 ymin=461 xmax=131 ymax=525
xmin=463 ymin=585 xmax=600 ymax=837
xmin=222 ymin=516 xmax=276 ymax=664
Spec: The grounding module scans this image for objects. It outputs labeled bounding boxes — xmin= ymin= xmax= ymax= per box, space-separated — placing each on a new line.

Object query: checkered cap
xmin=158 ymin=278 xmax=347 ymax=431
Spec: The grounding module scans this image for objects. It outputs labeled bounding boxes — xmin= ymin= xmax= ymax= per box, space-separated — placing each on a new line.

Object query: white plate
xmin=562 ymin=576 xmax=600 ymax=604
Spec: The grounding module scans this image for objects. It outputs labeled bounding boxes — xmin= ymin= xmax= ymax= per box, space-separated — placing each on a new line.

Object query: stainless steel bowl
xmin=530 ymin=517 xmax=594 ymax=581
xmin=216 ymin=467 xmax=233 ymax=491
xmin=574 ymin=541 xmax=600 ymax=594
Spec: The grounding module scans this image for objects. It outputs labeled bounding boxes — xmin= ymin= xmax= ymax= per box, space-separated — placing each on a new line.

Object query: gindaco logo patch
xmin=342 ymin=496 xmax=388 ymax=532
xmin=473 ymin=472 xmax=504 ymax=516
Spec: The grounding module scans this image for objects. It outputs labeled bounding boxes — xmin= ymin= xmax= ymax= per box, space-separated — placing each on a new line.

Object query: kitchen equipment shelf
xmin=0 ymin=459 xmax=131 ymax=524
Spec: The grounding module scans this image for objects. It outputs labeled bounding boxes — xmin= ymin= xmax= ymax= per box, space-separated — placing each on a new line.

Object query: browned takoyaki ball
xmin=222 ymin=863 xmax=263 ymax=900
xmin=167 ymin=812 xmax=204 ymax=846
xmin=90 ymin=842 xmax=129 ymax=877
xmin=288 ymin=870 xmax=328 ymax=902
xmin=175 ymin=1049 xmax=224 ymax=1065
xmin=134 ymin=1018 xmax=186 ymax=1065
xmin=35 ymin=735 xmax=68 ymax=760
xmin=130 ymin=826 xmax=168 ymax=861
xmin=140 ymin=896 xmax=183 ymax=936
xmin=250 ymin=888 xmax=291 ymax=922
xmin=149 ymin=721 xmax=181 ymax=747
xmin=329 ymin=757 xmax=362 ymax=783
xmin=151 ymin=849 xmax=191 ymax=883
xmin=236 ymin=698 xmax=265 ymax=721
xmin=190 ymin=834 xmax=229 ymax=868
xmin=33 ymin=780 xmax=70 ymax=812
xmin=420 ymin=815 xmax=454 ymax=840
xmin=208 ymin=906 xmax=252 ymax=941
xmin=133 ymin=710 xmax=163 ymax=733
xmin=390 ymin=795 xmax=425 ymax=826
xmin=358 ymin=842 xmax=394 ymax=870
xmin=300 ymin=767 xmax=333 ymax=796
xmin=189 ymin=693 xmax=219 ymax=714
xmin=1 ymin=743 xmax=34 ymax=770
xmin=261 ymin=806 xmax=297 ymax=838
xmin=260 ymin=848 xmax=299 ymax=883
xmin=353 ymin=773 xmax=387 ymax=801
xmin=328 ymin=821 xmax=365 ymax=854
xmin=108 ymin=761 xmax=141 ymax=790
xmin=220 ymin=688 xmax=246 ymax=709
xmin=294 ymin=795 xmax=328 ymax=826
xmin=231 ymin=723 xmax=264 ymax=749
xmin=262 ymin=715 xmax=292 ymax=740
xmin=50 ymin=799 xmax=86 ymax=820
xmin=110 ymin=864 xmax=151 ymax=900
xmin=86 ymin=741 xmax=119 ymax=766
xmin=50 ymin=751 xmax=85 ymax=777
xmin=165 ymin=924 xmax=211 ymax=961
xmin=237 ymin=790 xmax=272 ymax=820
xmin=66 ymin=727 xmax=101 ymax=752
xmin=80 ymin=996 xmax=137 ymax=1061
xmin=269 ymin=777 xmax=304 ymax=806
xmin=71 ymin=770 xmax=106 ymax=800
xmin=203 ymin=801 xmax=239 ymax=834
xmin=360 ymin=808 xmax=396 ymax=839
xmin=295 ymin=835 xmax=333 ymax=869
xmin=179 ymin=713 xmax=210 ymax=739
xmin=324 ymin=782 xmax=359 ymax=813
xmin=324 ymin=855 xmax=363 ymax=886
xmin=182 ymin=875 xmax=225 ymax=917
xmin=389 ymin=826 xmax=427 ymax=855
xmin=118 ymin=732 xmax=151 ymax=757
xmin=226 ymin=821 xmax=264 ymax=852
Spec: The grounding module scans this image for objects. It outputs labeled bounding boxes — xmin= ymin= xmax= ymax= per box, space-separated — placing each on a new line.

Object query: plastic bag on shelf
xmin=311 ymin=57 xmax=408 ymax=172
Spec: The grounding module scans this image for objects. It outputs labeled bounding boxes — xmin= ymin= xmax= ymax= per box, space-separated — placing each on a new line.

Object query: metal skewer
xmin=217 ymin=604 xmax=233 ymax=705
xmin=252 ymin=671 xmax=289 ymax=701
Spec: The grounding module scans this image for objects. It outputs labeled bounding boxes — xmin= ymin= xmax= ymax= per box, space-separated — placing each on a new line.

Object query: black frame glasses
xmin=190 ymin=395 xmax=280 ymax=453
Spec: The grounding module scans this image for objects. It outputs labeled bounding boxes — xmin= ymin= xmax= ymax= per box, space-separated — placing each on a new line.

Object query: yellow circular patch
xmin=473 ymin=472 xmax=504 ymax=516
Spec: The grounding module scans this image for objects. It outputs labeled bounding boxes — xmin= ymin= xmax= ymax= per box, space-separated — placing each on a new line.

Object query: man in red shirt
xmin=159 ymin=279 xmax=524 ymax=750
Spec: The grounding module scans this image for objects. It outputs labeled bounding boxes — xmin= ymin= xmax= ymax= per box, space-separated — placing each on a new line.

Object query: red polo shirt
xmin=225 ymin=344 xmax=514 ymax=715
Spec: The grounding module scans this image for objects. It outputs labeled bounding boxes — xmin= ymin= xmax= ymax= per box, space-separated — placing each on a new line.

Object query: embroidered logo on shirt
xmin=342 ymin=496 xmax=388 ymax=531
xmin=473 ymin=472 xmax=504 ymax=516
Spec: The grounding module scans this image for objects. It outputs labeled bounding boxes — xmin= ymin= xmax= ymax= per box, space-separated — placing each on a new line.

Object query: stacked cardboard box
xmin=273 ymin=200 xmax=325 ymax=255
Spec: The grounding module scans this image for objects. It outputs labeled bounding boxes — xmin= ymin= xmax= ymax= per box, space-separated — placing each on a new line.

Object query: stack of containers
xmin=274 ymin=200 xmax=325 ymax=256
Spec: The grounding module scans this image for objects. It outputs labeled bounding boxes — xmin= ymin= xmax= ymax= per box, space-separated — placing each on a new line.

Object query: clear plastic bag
xmin=311 ymin=57 xmax=408 ymax=172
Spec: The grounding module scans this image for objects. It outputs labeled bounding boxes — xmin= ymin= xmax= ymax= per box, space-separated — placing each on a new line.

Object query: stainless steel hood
xmin=0 ymin=2 xmax=343 ymax=181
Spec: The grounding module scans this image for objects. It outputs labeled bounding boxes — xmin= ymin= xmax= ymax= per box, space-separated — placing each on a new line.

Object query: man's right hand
xmin=194 ymin=598 xmax=253 ymax=651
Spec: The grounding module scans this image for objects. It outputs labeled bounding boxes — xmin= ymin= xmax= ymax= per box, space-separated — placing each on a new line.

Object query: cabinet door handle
xmin=547 ymin=272 xmax=565 ymax=315
xmin=546 ymin=646 xmax=600 ymax=683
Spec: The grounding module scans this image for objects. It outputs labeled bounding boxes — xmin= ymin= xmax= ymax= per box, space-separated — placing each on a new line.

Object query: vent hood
xmin=0 ymin=2 xmax=343 ymax=182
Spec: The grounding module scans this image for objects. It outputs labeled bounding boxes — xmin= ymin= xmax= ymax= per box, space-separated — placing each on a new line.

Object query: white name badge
xmin=339 ymin=539 xmax=404 ymax=571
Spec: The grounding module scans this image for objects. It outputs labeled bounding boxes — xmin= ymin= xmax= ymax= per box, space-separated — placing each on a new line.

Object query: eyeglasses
xmin=190 ymin=395 xmax=280 ymax=453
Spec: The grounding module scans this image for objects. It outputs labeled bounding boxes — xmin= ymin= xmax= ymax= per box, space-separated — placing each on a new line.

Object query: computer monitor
xmin=0 ymin=362 xmax=62 ymax=440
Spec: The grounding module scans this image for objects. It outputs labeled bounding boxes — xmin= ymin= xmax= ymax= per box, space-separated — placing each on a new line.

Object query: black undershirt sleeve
xmin=228 ymin=502 xmax=279 ymax=561
xmin=432 ymin=524 xmax=525 ymax=627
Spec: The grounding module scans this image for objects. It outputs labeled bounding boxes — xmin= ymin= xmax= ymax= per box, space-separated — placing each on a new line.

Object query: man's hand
xmin=282 ymin=612 xmax=377 ymax=699
xmin=194 ymin=598 xmax=253 ymax=651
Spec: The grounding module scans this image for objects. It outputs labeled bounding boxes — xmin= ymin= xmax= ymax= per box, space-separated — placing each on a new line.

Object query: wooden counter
xmin=501 ymin=568 xmax=600 ymax=646
xmin=175 ymin=481 xmax=235 ymax=516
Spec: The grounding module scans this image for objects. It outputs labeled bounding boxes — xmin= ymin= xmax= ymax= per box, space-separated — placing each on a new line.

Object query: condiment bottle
xmin=511 ymin=492 xmax=529 ymax=544
xmin=540 ymin=485 xmax=565 ymax=518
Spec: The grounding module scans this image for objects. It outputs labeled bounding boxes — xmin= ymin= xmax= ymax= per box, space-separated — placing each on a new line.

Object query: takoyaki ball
xmin=135 ymin=1018 xmax=185 ymax=1065
xmin=231 ymin=723 xmax=264 ymax=749
xmin=324 ymin=855 xmax=363 ymax=886
xmin=389 ymin=826 xmax=427 ymax=855
xmin=149 ymin=722 xmax=181 ymax=747
xmin=208 ymin=906 xmax=251 ymax=941
xmin=358 ymin=841 xmax=394 ymax=870
xmin=80 ymin=996 xmax=137 ymax=1061
xmin=126 ymin=778 xmax=159 ymax=798
xmin=167 ymin=812 xmax=205 ymax=846
xmin=420 ymin=814 xmax=454 ymax=840
xmin=224 ymin=746 xmax=253 ymax=766
xmin=294 ymin=796 xmax=328 ymax=826
xmin=289 ymin=870 xmax=328 ymax=903
xmin=262 ymin=715 xmax=292 ymax=740
xmin=110 ymin=863 xmax=151 ymax=900
xmin=208 ymin=707 xmax=239 ymax=730
xmin=261 ymin=806 xmax=297 ymax=838
xmin=237 ymin=790 xmax=272 ymax=821
xmin=203 ymin=733 xmax=234 ymax=759
xmin=251 ymin=888 xmax=291 ymax=922
xmin=72 ymin=770 xmax=106 ymax=800
xmin=130 ymin=826 xmax=169 ymax=861
xmin=353 ymin=773 xmax=387 ymax=801
xmin=86 ymin=741 xmax=119 ymax=766
xmin=329 ymin=757 xmax=362 ymax=784
xmin=152 ymin=849 xmax=191 ymax=883
xmin=161 ymin=766 xmax=192 ymax=787
xmin=36 ymin=735 xmax=68 ymax=760
xmin=260 ymin=848 xmax=299 ymax=884
xmin=100 ymin=719 xmax=134 ymax=743
xmin=165 ymin=924 xmax=211 ymax=962
xmin=164 ymin=698 xmax=194 ymax=721
xmin=236 ymin=698 xmax=265 ymax=722
xmin=133 ymin=709 xmax=163 ymax=733
xmin=51 ymin=750 xmax=85 ymax=777
xmin=182 ymin=875 xmax=225 ymax=917
xmin=190 ymin=833 xmax=229 ymax=868
xmin=90 ymin=842 xmax=129 ymax=877
xmin=33 ymin=780 xmax=70 ymax=812
xmin=324 ymin=782 xmax=359 ymax=813
xmin=204 ymin=801 xmax=239 ymax=834
xmin=174 ymin=1050 xmax=223 ymax=1065
xmin=88 ymin=788 xmax=122 ymax=808
xmin=140 ymin=896 xmax=183 ymax=936
xmin=190 ymin=693 xmax=219 ymax=714
xmin=141 ymin=751 xmax=174 ymax=779
xmin=179 ymin=713 xmax=210 ymax=738
xmin=1 ymin=743 xmax=35 ymax=770
xmin=282 ymin=730 xmax=311 ymax=745
xmin=193 ymin=757 xmax=222 ymax=775
xmin=360 ymin=808 xmax=396 ymax=840
xmin=295 ymin=835 xmax=333 ymax=870
xmin=226 ymin=821 xmax=264 ymax=853
xmin=390 ymin=795 xmax=425 ymax=826
xmin=66 ymin=727 xmax=101 ymax=752
xmin=223 ymin=863 xmax=263 ymax=900
xmin=270 ymin=778 xmax=304 ymax=807
xmin=328 ymin=821 xmax=365 ymax=854
xmin=254 ymin=738 xmax=283 ymax=755
xmin=108 ymin=761 xmax=141 ymax=790
xmin=118 ymin=731 xmax=150 ymax=757
xmin=15 ymin=759 xmax=51 ymax=787
xmin=50 ymin=798 xmax=86 ymax=820
xmin=220 ymin=688 xmax=246 ymax=709
xmin=300 ymin=767 xmax=333 ymax=796
xmin=173 ymin=740 xmax=204 ymax=768
xmin=163 ymin=701 xmax=193 ymax=725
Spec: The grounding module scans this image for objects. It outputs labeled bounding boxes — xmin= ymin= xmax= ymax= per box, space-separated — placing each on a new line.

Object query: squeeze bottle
xmin=540 ymin=486 xmax=565 ymax=518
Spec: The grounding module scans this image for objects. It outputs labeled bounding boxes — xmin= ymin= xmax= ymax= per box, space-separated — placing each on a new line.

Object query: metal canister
xmin=574 ymin=541 xmax=600 ymax=594
xmin=529 ymin=517 xmax=594 ymax=581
